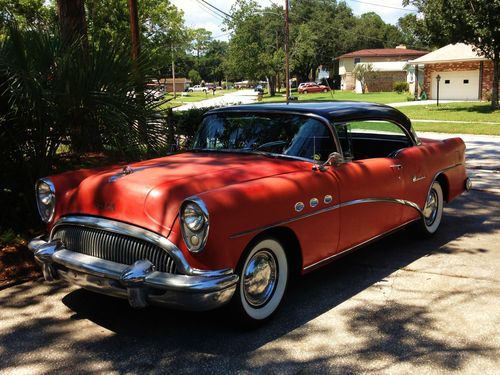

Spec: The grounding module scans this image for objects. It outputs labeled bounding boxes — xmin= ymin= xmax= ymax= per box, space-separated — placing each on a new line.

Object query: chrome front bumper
xmin=28 ymin=236 xmax=238 ymax=311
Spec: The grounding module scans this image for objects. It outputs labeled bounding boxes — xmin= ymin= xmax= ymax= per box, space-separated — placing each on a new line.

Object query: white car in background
xmin=188 ymin=85 xmax=208 ymax=93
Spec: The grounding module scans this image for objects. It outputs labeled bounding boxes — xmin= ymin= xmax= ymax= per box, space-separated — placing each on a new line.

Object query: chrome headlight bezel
xmin=35 ymin=178 xmax=56 ymax=223
xmin=180 ymin=197 xmax=209 ymax=253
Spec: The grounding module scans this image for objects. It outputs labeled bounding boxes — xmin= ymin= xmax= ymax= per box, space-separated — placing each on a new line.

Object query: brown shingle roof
xmin=338 ymin=48 xmax=428 ymax=59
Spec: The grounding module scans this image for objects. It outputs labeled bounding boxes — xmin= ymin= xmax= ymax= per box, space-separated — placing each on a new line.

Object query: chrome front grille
xmin=52 ymin=225 xmax=177 ymax=274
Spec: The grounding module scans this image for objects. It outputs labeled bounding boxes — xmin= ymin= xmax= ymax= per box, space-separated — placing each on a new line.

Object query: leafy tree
xmin=188 ymin=69 xmax=201 ymax=84
xmin=352 ymin=63 xmax=374 ymax=93
xmin=198 ymin=39 xmax=228 ymax=84
xmin=397 ymin=14 xmax=431 ymax=50
xmin=404 ymin=0 xmax=499 ymax=109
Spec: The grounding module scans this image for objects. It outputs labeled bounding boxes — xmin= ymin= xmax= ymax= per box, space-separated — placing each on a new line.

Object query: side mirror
xmin=325 ymin=152 xmax=344 ymax=167
xmin=313 ymin=152 xmax=344 ymax=171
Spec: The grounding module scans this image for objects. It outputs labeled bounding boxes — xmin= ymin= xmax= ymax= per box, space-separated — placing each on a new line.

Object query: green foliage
xmin=393 ymin=81 xmax=409 ymax=93
xmin=173 ymin=106 xmax=218 ymax=146
xmin=188 ymin=69 xmax=202 ymax=85
xmin=0 ymin=24 xmax=169 ymax=231
xmin=352 ymin=63 xmax=374 ymax=94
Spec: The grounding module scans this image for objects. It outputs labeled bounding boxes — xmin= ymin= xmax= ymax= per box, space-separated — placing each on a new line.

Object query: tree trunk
xmin=269 ymin=76 xmax=276 ymax=96
xmin=57 ymin=0 xmax=87 ymax=45
xmin=492 ymin=53 xmax=499 ymax=110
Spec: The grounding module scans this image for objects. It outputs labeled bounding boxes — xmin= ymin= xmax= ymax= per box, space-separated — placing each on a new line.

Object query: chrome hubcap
xmin=423 ymin=189 xmax=438 ymax=226
xmin=243 ymin=250 xmax=277 ymax=307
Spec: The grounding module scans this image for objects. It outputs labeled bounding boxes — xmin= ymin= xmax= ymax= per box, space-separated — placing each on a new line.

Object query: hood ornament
xmin=109 ymin=165 xmax=134 ymax=182
xmin=108 ymin=161 xmax=171 ymax=183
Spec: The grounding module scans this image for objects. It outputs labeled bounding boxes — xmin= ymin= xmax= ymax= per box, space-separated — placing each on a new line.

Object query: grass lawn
xmin=397 ymin=102 xmax=500 ymax=123
xmin=260 ymin=90 xmax=410 ymax=104
xmin=160 ymin=90 xmax=229 ymax=108
xmin=411 ymin=122 xmax=500 ymax=135
xmin=397 ymin=103 xmax=500 ymax=136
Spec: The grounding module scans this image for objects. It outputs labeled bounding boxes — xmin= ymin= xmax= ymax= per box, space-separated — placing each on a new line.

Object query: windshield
xmin=192 ymin=113 xmax=336 ymax=162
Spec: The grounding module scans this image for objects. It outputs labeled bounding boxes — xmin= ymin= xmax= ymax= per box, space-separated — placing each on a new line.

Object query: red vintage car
xmin=29 ymin=102 xmax=471 ymax=323
xmin=298 ymin=82 xmax=330 ymax=94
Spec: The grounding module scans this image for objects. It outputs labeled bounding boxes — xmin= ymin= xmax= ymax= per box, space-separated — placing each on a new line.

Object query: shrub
xmin=0 ymin=24 xmax=168 ymax=232
xmin=393 ymin=81 xmax=409 ymax=93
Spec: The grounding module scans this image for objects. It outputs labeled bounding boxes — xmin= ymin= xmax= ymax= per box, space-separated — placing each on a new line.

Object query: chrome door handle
xmin=391 ymin=164 xmax=402 ymax=170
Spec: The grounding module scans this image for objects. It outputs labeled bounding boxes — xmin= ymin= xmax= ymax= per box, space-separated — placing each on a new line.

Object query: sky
xmin=170 ymin=0 xmax=419 ymax=40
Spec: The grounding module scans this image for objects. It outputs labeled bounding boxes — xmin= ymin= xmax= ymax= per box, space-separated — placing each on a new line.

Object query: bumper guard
xmin=28 ymin=236 xmax=238 ymax=310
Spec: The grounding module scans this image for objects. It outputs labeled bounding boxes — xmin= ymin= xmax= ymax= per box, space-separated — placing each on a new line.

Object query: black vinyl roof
xmin=206 ymin=101 xmax=413 ymax=133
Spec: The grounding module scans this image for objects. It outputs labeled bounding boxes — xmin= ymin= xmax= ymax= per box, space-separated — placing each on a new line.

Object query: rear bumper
xmin=28 ymin=236 xmax=238 ymax=311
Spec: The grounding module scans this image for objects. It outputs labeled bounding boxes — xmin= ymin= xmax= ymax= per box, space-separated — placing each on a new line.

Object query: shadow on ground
xmin=0 ymin=191 xmax=498 ymax=374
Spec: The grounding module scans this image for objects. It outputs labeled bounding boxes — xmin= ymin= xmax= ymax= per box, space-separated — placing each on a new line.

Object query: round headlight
xmin=180 ymin=198 xmax=209 ymax=253
xmin=36 ymin=179 xmax=56 ymax=223
xmin=182 ymin=203 xmax=205 ymax=231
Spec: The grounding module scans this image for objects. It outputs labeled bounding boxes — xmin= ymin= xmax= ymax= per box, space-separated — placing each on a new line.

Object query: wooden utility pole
xmin=171 ymin=45 xmax=177 ymax=98
xmin=284 ymin=0 xmax=290 ymax=104
xmin=127 ymin=0 xmax=140 ymax=62
xmin=57 ymin=0 xmax=87 ymax=45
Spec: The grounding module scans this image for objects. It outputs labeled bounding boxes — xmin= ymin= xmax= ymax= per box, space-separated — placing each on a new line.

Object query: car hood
xmin=54 ymin=152 xmax=308 ymax=237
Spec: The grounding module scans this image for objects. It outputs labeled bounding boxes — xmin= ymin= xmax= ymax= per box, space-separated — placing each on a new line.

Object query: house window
xmin=444 ymin=80 xmax=450 ymax=84
xmin=463 ymin=79 xmax=469 ymax=84
xmin=354 ymin=57 xmax=361 ymax=64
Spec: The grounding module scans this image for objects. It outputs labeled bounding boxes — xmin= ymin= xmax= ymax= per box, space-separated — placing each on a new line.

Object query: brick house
xmin=408 ymin=43 xmax=493 ymax=100
xmin=337 ymin=46 xmax=427 ymax=91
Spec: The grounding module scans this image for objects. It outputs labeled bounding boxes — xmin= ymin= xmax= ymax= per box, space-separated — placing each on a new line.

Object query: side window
xmin=335 ymin=120 xmax=412 ymax=161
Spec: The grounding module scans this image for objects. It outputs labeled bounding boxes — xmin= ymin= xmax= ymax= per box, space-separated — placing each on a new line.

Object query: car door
xmin=331 ymin=120 xmax=412 ymax=252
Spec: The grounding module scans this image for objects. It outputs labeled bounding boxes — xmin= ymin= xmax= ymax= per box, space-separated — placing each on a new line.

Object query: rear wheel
xmin=322 ymin=88 xmax=328 ymax=93
xmin=231 ymin=237 xmax=288 ymax=323
xmin=303 ymin=90 xmax=308 ymax=94
xmin=418 ymin=181 xmax=444 ymax=235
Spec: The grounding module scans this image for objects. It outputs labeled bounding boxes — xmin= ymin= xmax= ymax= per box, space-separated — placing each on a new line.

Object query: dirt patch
xmin=0 ymin=241 xmax=41 ymax=290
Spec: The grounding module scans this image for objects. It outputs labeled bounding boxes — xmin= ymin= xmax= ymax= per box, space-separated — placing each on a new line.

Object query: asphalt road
xmin=1 ymin=190 xmax=499 ymax=375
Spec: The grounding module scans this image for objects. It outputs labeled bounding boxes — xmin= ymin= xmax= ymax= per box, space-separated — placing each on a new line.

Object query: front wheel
xmin=322 ymin=88 xmax=328 ymax=93
xmin=303 ymin=90 xmax=308 ymax=94
xmin=231 ymin=238 xmax=288 ymax=323
xmin=419 ymin=181 xmax=444 ymax=235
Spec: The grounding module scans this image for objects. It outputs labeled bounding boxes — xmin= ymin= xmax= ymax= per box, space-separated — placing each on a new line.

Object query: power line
xmin=347 ymin=0 xmax=419 ymax=13
xmin=194 ymin=0 xmax=226 ymax=21
xmin=198 ymin=0 xmax=232 ymax=19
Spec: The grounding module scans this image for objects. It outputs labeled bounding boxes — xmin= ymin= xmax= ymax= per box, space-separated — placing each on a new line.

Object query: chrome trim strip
xmin=303 ymin=219 xmax=419 ymax=271
xmin=230 ymin=197 xmax=423 ymax=239
xmin=51 ymin=215 xmax=201 ymax=276
xmin=412 ymin=175 xmax=426 ymax=183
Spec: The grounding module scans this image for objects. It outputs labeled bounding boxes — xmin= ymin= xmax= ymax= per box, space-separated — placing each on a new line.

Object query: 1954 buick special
xmin=29 ymin=102 xmax=471 ymax=322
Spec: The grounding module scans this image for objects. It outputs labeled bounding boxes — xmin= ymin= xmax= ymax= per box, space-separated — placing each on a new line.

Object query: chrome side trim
xmin=230 ymin=197 xmax=423 ymax=239
xmin=51 ymin=215 xmax=206 ymax=276
xmin=303 ymin=218 xmax=420 ymax=271
xmin=412 ymin=175 xmax=426 ymax=183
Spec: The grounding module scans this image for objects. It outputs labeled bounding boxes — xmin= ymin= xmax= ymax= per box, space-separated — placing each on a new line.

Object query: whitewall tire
xmin=233 ymin=238 xmax=288 ymax=323
xmin=420 ymin=181 xmax=444 ymax=235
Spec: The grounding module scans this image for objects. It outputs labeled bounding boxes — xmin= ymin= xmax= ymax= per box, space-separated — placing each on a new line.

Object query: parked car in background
xmin=298 ymin=82 xmax=330 ymax=94
xmin=29 ymin=102 xmax=470 ymax=323
xmin=188 ymin=85 xmax=208 ymax=92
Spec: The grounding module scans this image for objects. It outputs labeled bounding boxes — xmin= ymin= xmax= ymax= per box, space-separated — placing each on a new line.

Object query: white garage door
xmin=431 ymin=70 xmax=479 ymax=100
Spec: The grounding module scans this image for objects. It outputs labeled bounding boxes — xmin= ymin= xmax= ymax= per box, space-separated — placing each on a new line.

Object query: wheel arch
xmin=435 ymin=173 xmax=450 ymax=203
xmin=239 ymin=226 xmax=303 ymax=279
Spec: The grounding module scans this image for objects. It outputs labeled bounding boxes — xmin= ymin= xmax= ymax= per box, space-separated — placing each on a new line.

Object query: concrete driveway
xmin=1 ymin=190 xmax=499 ymax=374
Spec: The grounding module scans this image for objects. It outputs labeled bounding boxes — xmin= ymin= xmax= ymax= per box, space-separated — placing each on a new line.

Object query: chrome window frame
xmin=330 ymin=118 xmax=419 ymax=161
